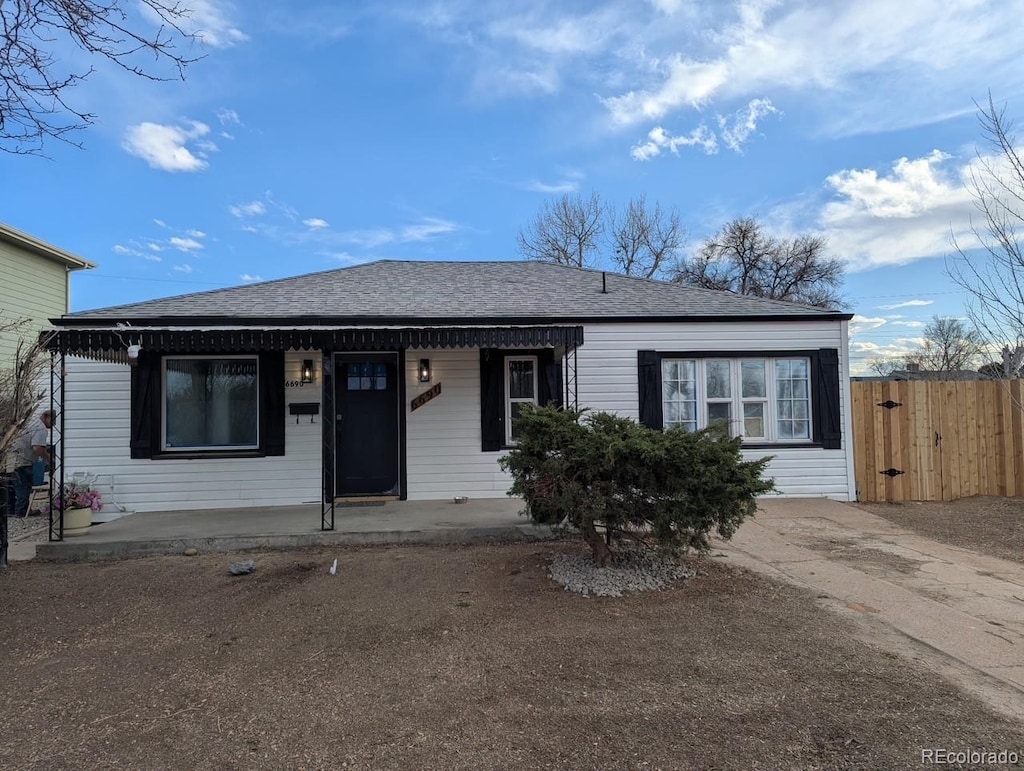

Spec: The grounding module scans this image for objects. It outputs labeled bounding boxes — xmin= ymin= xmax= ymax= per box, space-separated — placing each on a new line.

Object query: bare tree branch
xmin=517 ymin=192 xmax=685 ymax=277
xmin=671 ymin=217 xmax=847 ymax=309
xmin=0 ymin=317 xmax=51 ymax=469
xmin=947 ymin=93 xmax=1024 ymax=375
xmin=0 ymin=0 xmax=201 ymax=154
xmin=517 ymin=192 xmax=605 ymax=269
xmin=607 ymin=194 xmax=684 ymax=279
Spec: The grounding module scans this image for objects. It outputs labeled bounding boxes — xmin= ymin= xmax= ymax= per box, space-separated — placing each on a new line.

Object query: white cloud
xmin=230 ymin=200 xmax=267 ymax=218
xmin=632 ymin=124 xmax=718 ymax=160
xmin=815 ymin=149 xmax=981 ymax=271
xmin=173 ymin=264 xmax=194 ymax=274
xmin=891 ymin=320 xmax=926 ymax=328
xmin=186 ymin=230 xmax=206 ymax=238
xmin=241 ymin=225 xmax=258 ymax=233
xmin=524 ymin=178 xmax=580 ymax=194
xmin=144 ymin=255 xmax=162 ymax=263
xmin=147 ymin=243 xmax=164 ymax=252
xmin=303 ymin=218 xmax=330 ymax=229
xmin=113 ymin=244 xmax=134 ymax=255
xmin=240 ymin=274 xmax=264 ymax=283
xmin=217 ymin=108 xmax=242 ymax=126
xmin=334 ymin=217 xmax=459 ymax=249
xmin=123 ymin=120 xmax=212 ymax=172
xmin=400 ymin=218 xmax=458 ymax=242
xmin=849 ymin=315 xmax=888 ymax=336
xmin=196 ymin=140 xmax=219 ymax=154
xmin=153 ymin=219 xmax=167 ymax=228
xmin=143 ymin=0 xmax=247 ymax=49
xmin=403 ymin=1 xmax=1024 ymax=147
xmin=169 ymin=237 xmax=204 ymax=253
xmin=718 ymin=98 xmax=779 ymax=152
xmin=877 ymin=299 xmax=934 ymax=310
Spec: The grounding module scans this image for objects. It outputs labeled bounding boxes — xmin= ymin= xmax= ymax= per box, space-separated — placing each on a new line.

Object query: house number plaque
xmin=411 ymin=383 xmax=442 ymax=412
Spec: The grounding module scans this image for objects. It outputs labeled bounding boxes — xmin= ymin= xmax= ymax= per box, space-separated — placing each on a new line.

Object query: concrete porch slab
xmin=34 ymin=497 xmax=555 ymax=561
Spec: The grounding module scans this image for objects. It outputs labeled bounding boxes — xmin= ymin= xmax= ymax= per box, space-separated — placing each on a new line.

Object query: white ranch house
xmin=47 ymin=261 xmax=855 ymax=523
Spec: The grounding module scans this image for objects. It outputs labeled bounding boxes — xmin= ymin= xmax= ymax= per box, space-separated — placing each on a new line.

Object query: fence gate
xmin=852 ymin=380 xmax=1024 ymax=502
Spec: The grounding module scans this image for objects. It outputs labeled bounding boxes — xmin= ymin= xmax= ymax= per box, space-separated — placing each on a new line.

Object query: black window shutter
xmin=129 ymin=352 xmax=159 ymax=459
xmin=816 ymin=348 xmax=842 ymax=450
xmin=260 ymin=351 xmax=286 ymax=456
xmin=538 ymin=349 xmax=562 ymax=408
xmin=637 ymin=350 xmax=663 ymax=429
xmin=480 ymin=349 xmax=504 ymax=451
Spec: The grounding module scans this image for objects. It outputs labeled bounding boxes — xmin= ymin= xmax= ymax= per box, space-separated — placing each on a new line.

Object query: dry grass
xmin=1 ymin=541 xmax=1022 ymax=770
xmin=858 ymin=496 xmax=1024 ymax=565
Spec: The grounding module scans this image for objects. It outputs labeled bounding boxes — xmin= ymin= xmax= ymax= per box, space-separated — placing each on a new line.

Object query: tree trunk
xmin=582 ymin=519 xmax=614 ymax=567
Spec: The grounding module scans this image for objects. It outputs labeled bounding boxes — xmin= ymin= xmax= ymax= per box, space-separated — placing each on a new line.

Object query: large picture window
xmin=661 ymin=357 xmax=812 ymax=442
xmin=163 ymin=357 xmax=259 ymax=451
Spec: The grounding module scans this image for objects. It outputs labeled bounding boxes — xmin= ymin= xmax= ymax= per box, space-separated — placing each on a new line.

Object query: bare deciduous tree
xmin=517 ymin=192 xmax=684 ymax=278
xmin=672 ymin=217 xmax=847 ymax=309
xmin=867 ymin=357 xmax=903 ymax=378
xmin=607 ymin=195 xmax=684 ymax=279
xmin=517 ymin=193 xmax=605 ymax=270
xmin=0 ymin=319 xmax=50 ymax=469
xmin=1 ymin=0 xmax=200 ymax=154
xmin=947 ymin=94 xmax=1024 ymax=378
xmin=906 ymin=316 xmax=985 ymax=376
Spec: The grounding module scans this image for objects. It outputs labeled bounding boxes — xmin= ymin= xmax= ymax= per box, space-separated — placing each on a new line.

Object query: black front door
xmin=334 ymin=353 xmax=401 ymax=496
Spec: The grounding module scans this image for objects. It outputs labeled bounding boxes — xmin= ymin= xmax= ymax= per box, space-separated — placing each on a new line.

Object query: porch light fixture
xmin=126 ymin=343 xmax=142 ymax=366
xmin=301 ymin=359 xmax=314 ymax=384
xmin=419 ymin=358 xmax=431 ymax=383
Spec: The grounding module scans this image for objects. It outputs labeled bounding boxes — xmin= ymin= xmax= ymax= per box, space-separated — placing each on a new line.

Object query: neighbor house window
xmin=505 ymin=355 xmax=538 ymax=444
xmin=163 ymin=356 xmax=259 ymax=451
xmin=660 ymin=357 xmax=812 ymax=442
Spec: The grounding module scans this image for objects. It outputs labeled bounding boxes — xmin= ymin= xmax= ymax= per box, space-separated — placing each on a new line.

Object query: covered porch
xmin=42 ymin=324 xmax=583 ymax=542
xmin=32 ymin=497 xmax=553 ymax=560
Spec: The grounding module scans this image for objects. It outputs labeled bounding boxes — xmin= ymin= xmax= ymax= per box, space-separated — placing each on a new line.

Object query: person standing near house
xmin=10 ymin=410 xmax=52 ymax=518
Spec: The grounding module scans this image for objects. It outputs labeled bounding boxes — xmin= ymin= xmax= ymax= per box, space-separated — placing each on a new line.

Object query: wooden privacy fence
xmin=852 ymin=379 xmax=1024 ymax=502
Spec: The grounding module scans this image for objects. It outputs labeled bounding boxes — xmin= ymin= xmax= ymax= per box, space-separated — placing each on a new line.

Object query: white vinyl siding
xmin=61 ymin=352 xmax=321 ymax=512
xmin=405 ymin=348 xmax=513 ymax=500
xmin=576 ymin=321 xmax=853 ymax=500
xmin=0 ymin=243 xmax=69 ymax=363
xmin=59 ymin=319 xmax=853 ymax=511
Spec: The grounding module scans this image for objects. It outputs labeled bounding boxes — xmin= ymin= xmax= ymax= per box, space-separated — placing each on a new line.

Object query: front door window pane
xmin=165 ymin=358 xmax=258 ymax=449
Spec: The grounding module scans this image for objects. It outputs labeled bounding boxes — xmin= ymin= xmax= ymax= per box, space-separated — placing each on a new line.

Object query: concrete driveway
xmin=720 ymin=497 xmax=1024 ymax=720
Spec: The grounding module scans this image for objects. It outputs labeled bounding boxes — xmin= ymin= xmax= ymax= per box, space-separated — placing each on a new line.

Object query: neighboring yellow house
xmin=0 ymin=222 xmax=95 ymax=362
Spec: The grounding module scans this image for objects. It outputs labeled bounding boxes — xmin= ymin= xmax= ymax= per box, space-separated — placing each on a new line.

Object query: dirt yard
xmin=2 ymin=542 xmax=1022 ymax=770
xmin=858 ymin=496 xmax=1024 ymax=565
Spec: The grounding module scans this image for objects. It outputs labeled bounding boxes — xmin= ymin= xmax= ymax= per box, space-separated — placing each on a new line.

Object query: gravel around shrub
xmin=549 ymin=547 xmax=699 ymax=597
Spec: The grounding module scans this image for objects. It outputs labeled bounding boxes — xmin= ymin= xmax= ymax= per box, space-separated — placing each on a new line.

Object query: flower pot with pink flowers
xmin=49 ymin=480 xmax=103 ymax=537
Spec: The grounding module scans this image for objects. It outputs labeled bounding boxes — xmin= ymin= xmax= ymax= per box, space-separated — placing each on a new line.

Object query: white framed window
xmin=660 ymin=357 xmax=812 ymax=443
xmin=163 ymin=356 xmax=259 ymax=451
xmin=662 ymin=360 xmax=697 ymax=431
xmin=505 ymin=355 xmax=538 ymax=445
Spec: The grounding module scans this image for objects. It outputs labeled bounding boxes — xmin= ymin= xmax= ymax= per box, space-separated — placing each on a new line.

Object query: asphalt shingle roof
xmin=65 ymin=260 xmax=846 ymax=323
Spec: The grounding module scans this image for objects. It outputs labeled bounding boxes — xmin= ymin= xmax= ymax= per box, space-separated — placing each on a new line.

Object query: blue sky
xmin=3 ymin=0 xmax=1023 ymax=374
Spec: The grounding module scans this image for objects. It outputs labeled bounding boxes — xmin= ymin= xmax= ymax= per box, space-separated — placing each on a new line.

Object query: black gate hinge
xmin=877 ymin=400 xmax=902 ymax=410
xmin=879 ymin=468 xmax=904 ymax=477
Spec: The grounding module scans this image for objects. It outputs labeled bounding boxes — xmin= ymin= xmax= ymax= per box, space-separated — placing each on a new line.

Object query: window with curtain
xmin=163 ymin=357 xmax=259 ymax=450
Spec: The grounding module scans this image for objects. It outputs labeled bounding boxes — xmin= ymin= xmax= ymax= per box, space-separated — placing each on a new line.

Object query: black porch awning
xmin=45 ymin=325 xmax=584 ymax=362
